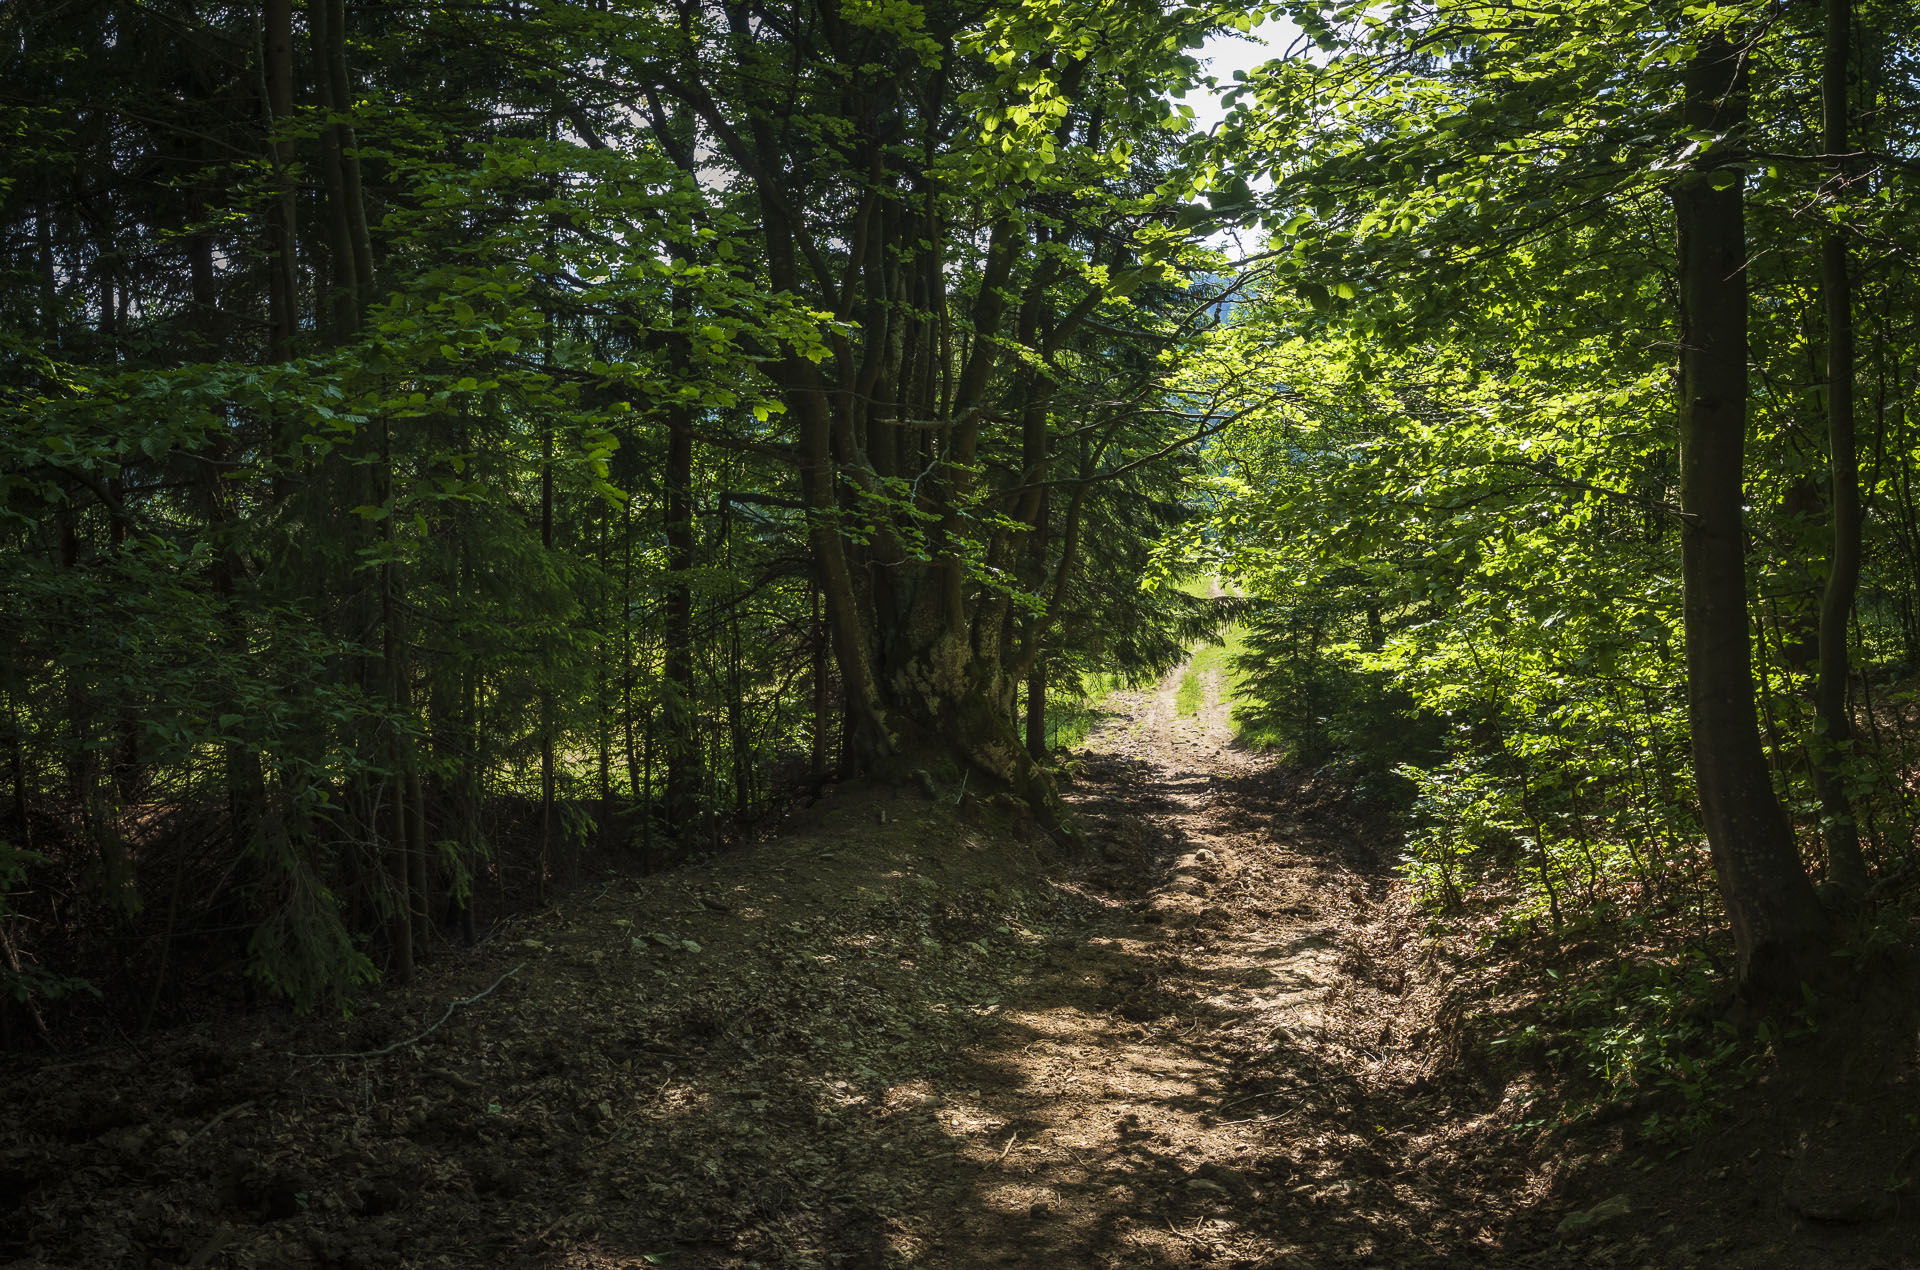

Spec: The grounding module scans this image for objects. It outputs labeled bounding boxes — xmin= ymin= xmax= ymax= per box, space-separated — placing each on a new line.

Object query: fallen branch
xmin=296 ymin=962 xmax=526 ymax=1061
xmin=185 ymin=1099 xmax=256 ymax=1145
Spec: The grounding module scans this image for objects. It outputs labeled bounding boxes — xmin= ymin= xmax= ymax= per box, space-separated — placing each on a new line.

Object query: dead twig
xmin=185 ymin=1099 xmax=256 ymax=1145
xmin=1163 ymin=1217 xmax=1204 ymax=1245
xmin=1217 ymin=1089 xmax=1279 ymax=1112
xmin=295 ymin=962 xmax=525 ymax=1061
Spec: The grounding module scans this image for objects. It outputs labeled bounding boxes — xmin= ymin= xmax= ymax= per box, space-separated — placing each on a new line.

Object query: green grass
xmin=1173 ymin=573 xmax=1243 ymax=599
xmin=1172 ymin=575 xmax=1249 ymax=717
xmin=1176 ymin=627 xmax=1251 ymax=719
xmin=1043 ymin=670 xmax=1125 ymax=752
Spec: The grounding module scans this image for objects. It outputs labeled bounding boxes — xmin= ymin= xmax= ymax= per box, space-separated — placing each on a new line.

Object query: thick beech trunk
xmin=1673 ymin=35 xmax=1829 ymax=996
xmin=685 ymin=40 xmax=1086 ymax=833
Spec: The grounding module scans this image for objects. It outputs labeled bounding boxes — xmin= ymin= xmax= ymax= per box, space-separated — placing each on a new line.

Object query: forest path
xmin=909 ymin=658 xmax=1533 ymax=1266
xmin=0 ymin=655 xmax=1551 ymax=1270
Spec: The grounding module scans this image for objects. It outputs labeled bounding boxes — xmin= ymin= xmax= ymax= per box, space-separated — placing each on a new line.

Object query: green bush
xmin=1230 ymin=598 xmax=1441 ymax=796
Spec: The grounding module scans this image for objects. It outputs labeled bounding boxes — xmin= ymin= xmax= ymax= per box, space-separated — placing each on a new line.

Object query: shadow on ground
xmin=6 ymin=708 xmax=1916 ymax=1269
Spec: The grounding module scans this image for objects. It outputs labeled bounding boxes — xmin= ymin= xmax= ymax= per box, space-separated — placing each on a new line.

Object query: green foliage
xmin=0 ymin=840 xmax=99 ymax=1008
xmin=1493 ymin=948 xmax=1805 ymax=1148
xmin=1198 ymin=0 xmax=1920 ymax=1091
xmin=1041 ymin=671 xmax=1126 ymax=753
xmin=1230 ymin=592 xmax=1437 ymax=786
xmin=0 ymin=0 xmax=1263 ymax=1027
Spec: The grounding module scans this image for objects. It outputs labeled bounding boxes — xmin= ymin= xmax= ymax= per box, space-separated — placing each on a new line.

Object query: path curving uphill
xmin=2 ymin=655 xmax=1558 ymax=1269
xmin=912 ymin=657 xmax=1546 ymax=1267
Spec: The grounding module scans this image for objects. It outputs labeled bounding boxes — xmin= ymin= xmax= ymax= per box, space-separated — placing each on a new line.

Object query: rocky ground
xmin=3 ymin=658 xmax=1916 ymax=1268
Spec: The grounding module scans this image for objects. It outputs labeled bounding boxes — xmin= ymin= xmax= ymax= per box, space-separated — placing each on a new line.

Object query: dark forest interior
xmin=3 ymin=0 xmax=1919 ymax=1265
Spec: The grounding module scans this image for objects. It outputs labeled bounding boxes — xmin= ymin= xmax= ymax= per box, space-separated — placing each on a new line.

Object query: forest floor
xmin=5 ymin=659 xmax=1919 ymax=1268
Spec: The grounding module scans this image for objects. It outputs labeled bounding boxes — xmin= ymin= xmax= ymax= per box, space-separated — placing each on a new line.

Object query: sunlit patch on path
xmin=907 ymin=655 xmax=1541 ymax=1267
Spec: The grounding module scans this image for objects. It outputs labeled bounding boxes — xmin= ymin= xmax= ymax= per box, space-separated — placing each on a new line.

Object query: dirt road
xmin=910 ymin=658 xmax=1549 ymax=1267
xmin=2 ymin=657 xmax=1548 ymax=1269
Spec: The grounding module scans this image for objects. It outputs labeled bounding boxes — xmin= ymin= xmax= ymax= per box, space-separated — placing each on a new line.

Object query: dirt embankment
xmin=4 ymin=659 xmax=1917 ymax=1268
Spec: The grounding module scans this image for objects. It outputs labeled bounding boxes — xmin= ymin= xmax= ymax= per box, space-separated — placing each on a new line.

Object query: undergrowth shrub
xmin=1229 ymin=596 xmax=1440 ymax=799
xmin=1491 ymin=945 xmax=1812 ymax=1148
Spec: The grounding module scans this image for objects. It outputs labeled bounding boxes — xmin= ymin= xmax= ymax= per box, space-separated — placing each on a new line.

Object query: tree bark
xmin=663 ymin=402 xmax=703 ymax=831
xmin=318 ymin=0 xmax=371 ymax=306
xmin=539 ymin=421 xmax=556 ymax=876
xmin=380 ymin=421 xmax=415 ymax=985
xmin=810 ymin=582 xmax=832 ymax=780
xmin=261 ymin=0 xmax=300 ymax=359
xmin=1673 ymin=34 xmax=1829 ymax=996
xmin=310 ymin=0 xmax=368 ymax=335
xmin=1811 ymin=0 xmax=1869 ymax=898
xmin=1026 ymin=651 xmax=1047 ymax=761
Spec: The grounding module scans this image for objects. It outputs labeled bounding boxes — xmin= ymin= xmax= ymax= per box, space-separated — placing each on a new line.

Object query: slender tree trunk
xmin=310 ymin=0 xmax=353 ymax=333
xmin=663 ymin=406 xmax=702 ymax=831
xmin=1812 ymin=0 xmax=1869 ymax=897
xmin=59 ymin=496 xmax=133 ymax=913
xmin=727 ymin=584 xmax=749 ymax=820
xmin=811 ymin=582 xmax=831 ymax=779
xmin=1026 ymin=651 xmax=1047 ymax=761
xmin=6 ymin=691 xmax=28 ymax=842
xmin=1673 ymin=34 xmax=1829 ymax=996
xmin=623 ymin=502 xmax=643 ymax=804
xmin=35 ymin=204 xmax=57 ymax=332
xmin=206 ymin=461 xmax=265 ymax=853
xmin=540 ymin=423 xmax=555 ymax=877
xmin=379 ymin=422 xmax=414 ymax=985
xmin=310 ymin=0 xmax=369 ymax=334
xmin=407 ymin=762 xmax=429 ymax=946
xmin=261 ymin=0 xmax=300 ymax=359
xmin=598 ymin=506 xmax=614 ymax=847
xmin=642 ymin=702 xmax=655 ymax=859
xmin=318 ymin=0 xmax=372 ymax=302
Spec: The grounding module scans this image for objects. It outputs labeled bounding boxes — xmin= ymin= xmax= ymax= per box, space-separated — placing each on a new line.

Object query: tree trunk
xmin=380 ymin=422 xmax=415 ymax=985
xmin=407 ymin=761 xmax=429 ymax=947
xmin=310 ymin=0 xmax=368 ymax=335
xmin=539 ymin=423 xmax=556 ymax=875
xmin=35 ymin=204 xmax=57 ymax=332
xmin=1673 ymin=34 xmax=1829 ymax=997
xmin=318 ymin=0 xmax=371 ymax=305
xmin=261 ymin=0 xmax=300 ymax=359
xmin=1026 ymin=651 xmax=1047 ymax=761
xmin=622 ymin=498 xmax=644 ymax=804
xmin=5 ymin=690 xmax=28 ymax=842
xmin=663 ymin=406 xmax=703 ymax=832
xmin=1811 ymin=0 xmax=1869 ymax=898
xmin=810 ymin=582 xmax=831 ymax=780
